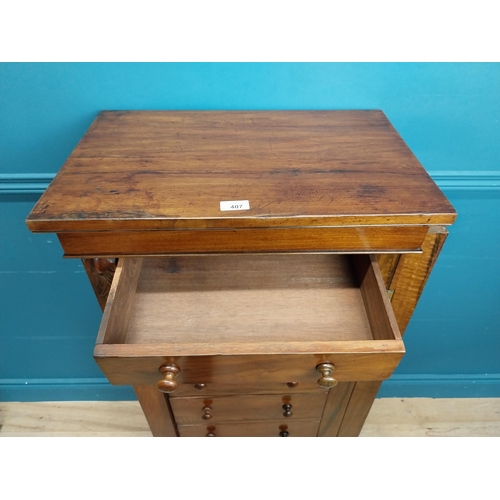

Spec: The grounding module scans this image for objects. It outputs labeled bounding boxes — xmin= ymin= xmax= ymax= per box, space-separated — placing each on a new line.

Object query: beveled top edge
xmin=26 ymin=213 xmax=457 ymax=232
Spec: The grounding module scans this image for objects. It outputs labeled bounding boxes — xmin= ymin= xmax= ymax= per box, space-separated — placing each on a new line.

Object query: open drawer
xmin=94 ymin=254 xmax=405 ymax=395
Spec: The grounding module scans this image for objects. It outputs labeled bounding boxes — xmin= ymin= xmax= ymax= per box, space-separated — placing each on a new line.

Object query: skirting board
xmin=1 ymin=171 xmax=500 ymax=194
xmin=379 ymin=374 xmax=500 ymax=398
xmin=1 ymin=375 xmax=499 ymax=402
xmin=0 ymin=379 xmax=136 ymax=402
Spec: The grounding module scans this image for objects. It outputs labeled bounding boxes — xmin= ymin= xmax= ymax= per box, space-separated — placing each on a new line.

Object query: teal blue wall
xmin=1 ymin=63 xmax=499 ymax=400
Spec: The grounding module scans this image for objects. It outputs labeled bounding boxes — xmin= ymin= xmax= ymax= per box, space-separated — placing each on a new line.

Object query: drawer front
xmin=94 ymin=351 xmax=404 ymax=395
xmin=95 ymin=253 xmax=405 ymax=396
xmin=59 ymin=225 xmax=428 ymax=257
xmin=178 ymin=420 xmax=320 ymax=437
xmin=170 ymin=392 xmax=327 ymax=425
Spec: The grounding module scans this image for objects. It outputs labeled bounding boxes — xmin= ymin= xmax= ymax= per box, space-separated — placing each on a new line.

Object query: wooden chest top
xmin=26 ymin=110 xmax=455 ymax=233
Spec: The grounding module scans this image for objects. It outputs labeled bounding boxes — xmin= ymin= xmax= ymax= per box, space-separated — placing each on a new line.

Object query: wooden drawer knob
xmin=316 ymin=362 xmax=338 ymax=389
xmin=202 ymin=406 xmax=213 ymax=420
xmin=157 ymin=364 xmax=180 ymax=393
xmin=279 ymin=430 xmax=289 ymax=437
xmin=282 ymin=403 xmax=293 ymax=417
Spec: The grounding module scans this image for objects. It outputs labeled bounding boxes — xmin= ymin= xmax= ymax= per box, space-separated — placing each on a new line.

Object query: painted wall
xmin=1 ymin=63 xmax=499 ymax=400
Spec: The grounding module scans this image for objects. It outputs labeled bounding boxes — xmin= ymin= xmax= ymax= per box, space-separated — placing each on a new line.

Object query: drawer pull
xmin=202 ymin=406 xmax=213 ymax=420
xmin=157 ymin=364 xmax=180 ymax=393
xmin=282 ymin=404 xmax=293 ymax=417
xmin=194 ymin=383 xmax=206 ymax=390
xmin=279 ymin=430 xmax=289 ymax=437
xmin=286 ymin=382 xmax=299 ymax=388
xmin=206 ymin=432 xmax=216 ymax=437
xmin=316 ymin=363 xmax=338 ymax=389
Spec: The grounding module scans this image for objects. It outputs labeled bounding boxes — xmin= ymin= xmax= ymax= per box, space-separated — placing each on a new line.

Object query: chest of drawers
xmin=26 ymin=110 xmax=456 ymax=437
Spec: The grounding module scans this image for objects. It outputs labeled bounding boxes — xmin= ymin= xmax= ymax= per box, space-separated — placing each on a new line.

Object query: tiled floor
xmin=1 ymin=398 xmax=499 ymax=436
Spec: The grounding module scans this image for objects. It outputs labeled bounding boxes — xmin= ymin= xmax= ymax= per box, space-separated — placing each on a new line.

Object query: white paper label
xmin=220 ymin=200 xmax=250 ymax=211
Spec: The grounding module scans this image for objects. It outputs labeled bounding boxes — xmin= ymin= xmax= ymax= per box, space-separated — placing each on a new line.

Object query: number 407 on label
xmin=220 ymin=200 xmax=250 ymax=211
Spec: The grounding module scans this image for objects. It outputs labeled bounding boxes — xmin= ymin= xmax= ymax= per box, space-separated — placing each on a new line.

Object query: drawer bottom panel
xmin=178 ymin=420 xmax=320 ymax=437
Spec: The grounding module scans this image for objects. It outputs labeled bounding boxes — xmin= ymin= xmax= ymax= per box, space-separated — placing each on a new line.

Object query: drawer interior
xmin=96 ymin=253 xmax=402 ymax=354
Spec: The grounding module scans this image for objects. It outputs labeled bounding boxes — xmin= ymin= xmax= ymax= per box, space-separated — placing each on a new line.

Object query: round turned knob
xmin=194 ymin=383 xmax=206 ymax=390
xmin=279 ymin=430 xmax=289 ymax=437
xmin=286 ymin=381 xmax=299 ymax=388
xmin=206 ymin=432 xmax=216 ymax=437
xmin=282 ymin=403 xmax=293 ymax=417
xmin=202 ymin=406 xmax=213 ymax=420
xmin=316 ymin=362 xmax=338 ymax=389
xmin=156 ymin=364 xmax=180 ymax=393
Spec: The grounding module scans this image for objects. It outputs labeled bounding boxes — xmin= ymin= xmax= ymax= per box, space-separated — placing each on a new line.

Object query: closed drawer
xmin=94 ymin=254 xmax=404 ymax=392
xmin=171 ymin=392 xmax=327 ymax=424
xmin=178 ymin=420 xmax=320 ymax=437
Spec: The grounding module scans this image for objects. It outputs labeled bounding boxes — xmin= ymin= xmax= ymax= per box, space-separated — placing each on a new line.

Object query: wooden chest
xmin=26 ymin=110 xmax=456 ymax=437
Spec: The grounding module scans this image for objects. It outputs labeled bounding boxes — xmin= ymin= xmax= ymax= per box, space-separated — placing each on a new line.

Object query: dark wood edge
xmin=93 ymin=340 xmax=406 ymax=358
xmin=336 ymin=381 xmax=383 ymax=437
xmin=82 ymin=258 xmax=117 ymax=311
xmin=133 ymin=385 xmax=178 ymax=437
xmin=388 ymin=227 xmax=449 ymax=335
xmin=95 ymin=258 xmax=143 ymax=345
xmin=317 ymin=383 xmax=355 ymax=437
xmin=352 ymin=254 xmax=403 ymax=341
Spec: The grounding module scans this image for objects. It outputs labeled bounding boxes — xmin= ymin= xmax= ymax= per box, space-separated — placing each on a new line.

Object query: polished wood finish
xmin=94 ymin=254 xmax=405 ymax=388
xmin=316 ymin=363 xmax=338 ymax=388
xmin=178 ymin=420 xmax=320 ymax=437
xmin=171 ymin=393 xmax=327 ymax=425
xmin=376 ymin=254 xmax=401 ymax=289
xmin=337 ymin=381 xmax=383 ymax=437
xmin=58 ymin=225 xmax=429 ymax=257
xmin=25 ymin=110 xmax=455 ymax=437
xmin=26 ymin=111 xmax=455 ymax=234
xmin=82 ymin=258 xmax=117 ymax=311
xmin=330 ymin=228 xmax=450 ymax=437
xmin=282 ymin=403 xmax=293 ymax=417
xmin=157 ymin=364 xmax=181 ymax=394
xmin=94 ymin=352 xmax=404 ymax=390
xmin=317 ymin=382 xmax=356 ymax=437
xmin=95 ymin=257 xmax=142 ymax=345
xmin=389 ymin=226 xmax=449 ymax=334
xmin=133 ymin=385 xmax=177 ymax=437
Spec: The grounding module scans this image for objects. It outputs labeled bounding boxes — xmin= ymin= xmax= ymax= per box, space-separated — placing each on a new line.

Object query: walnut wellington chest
xmin=26 ymin=111 xmax=456 ymax=437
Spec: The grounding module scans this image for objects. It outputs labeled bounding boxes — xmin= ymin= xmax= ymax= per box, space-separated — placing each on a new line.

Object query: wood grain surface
xmin=21 ymin=111 xmax=457 ymax=439
xmin=97 ymin=254 xmax=402 ymax=348
xmin=82 ymin=258 xmax=117 ymax=311
xmin=133 ymin=385 xmax=177 ymax=437
xmin=93 ymin=350 xmax=405 ymax=389
xmin=170 ymin=392 xmax=327 ymax=424
xmin=337 ymin=381 xmax=383 ymax=437
xmin=126 ymin=254 xmax=374 ymax=345
xmin=317 ymin=382 xmax=355 ymax=436
xmin=57 ymin=225 xmax=429 ymax=257
xmin=177 ymin=420 xmax=320 ymax=437
xmin=94 ymin=253 xmax=405 ymax=388
xmin=388 ymin=226 xmax=449 ymax=334
xmin=26 ymin=110 xmax=456 ymax=233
